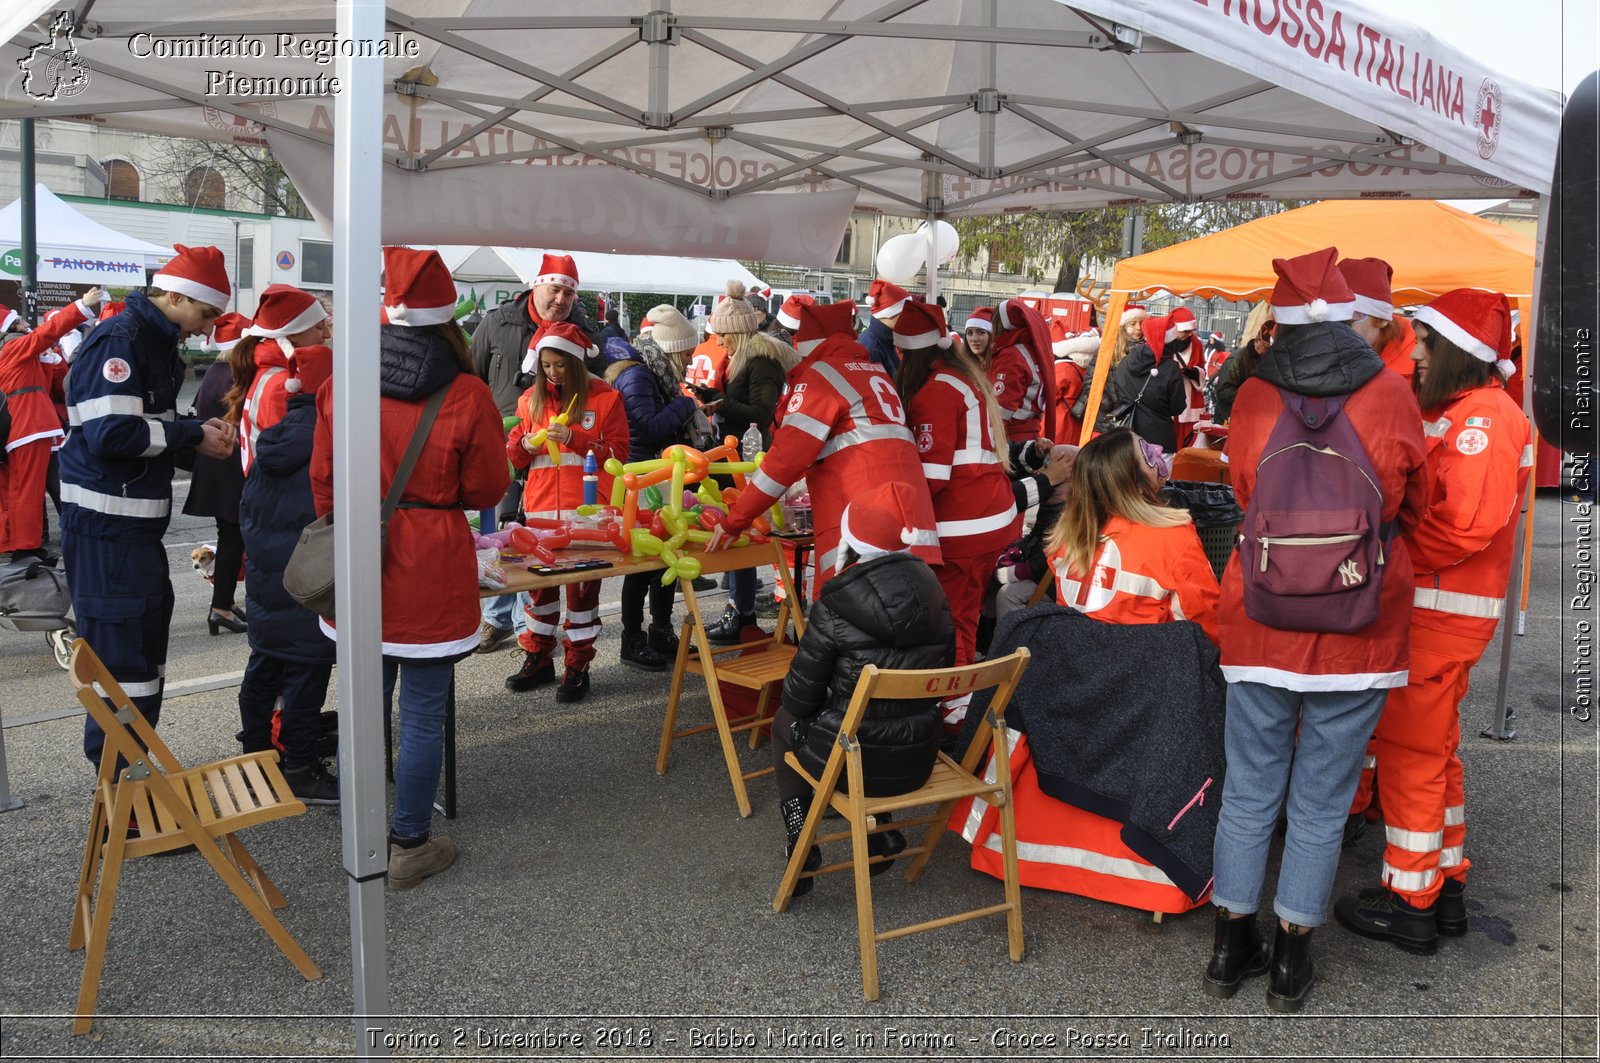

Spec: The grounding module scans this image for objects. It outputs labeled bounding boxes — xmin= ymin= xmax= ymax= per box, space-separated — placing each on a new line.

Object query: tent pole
xmin=333 ymin=0 xmax=392 ymax=1054
xmin=20 ymin=118 xmax=37 ymax=326
xmin=924 ymin=200 xmax=939 ymax=303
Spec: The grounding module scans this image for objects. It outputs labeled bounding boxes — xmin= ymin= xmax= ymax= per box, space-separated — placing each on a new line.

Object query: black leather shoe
xmin=555 ymin=667 xmax=590 ymax=703
xmin=785 ymin=840 xmax=822 ymax=897
xmin=620 ymin=629 xmax=668 ymax=671
xmin=1202 ymin=908 xmax=1270 ymax=998
xmin=647 ymin=622 xmax=680 ymax=659
xmin=866 ymin=812 xmax=906 ymax=876
xmin=1436 ymin=879 xmax=1468 ymax=936
xmin=1266 ymin=924 xmax=1316 ymax=1012
xmin=207 ymin=609 xmax=248 ymax=635
xmin=705 ymin=605 xmax=760 ymax=645
xmin=1335 ymin=888 xmax=1438 ymax=955
xmin=505 ymin=651 xmax=555 ymax=692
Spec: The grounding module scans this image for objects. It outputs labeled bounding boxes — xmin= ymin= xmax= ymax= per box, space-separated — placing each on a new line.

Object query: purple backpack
xmin=1237 ymin=388 xmax=1392 ymax=633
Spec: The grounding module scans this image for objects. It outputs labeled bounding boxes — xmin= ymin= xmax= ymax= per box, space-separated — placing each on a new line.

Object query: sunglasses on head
xmin=1260 ymin=320 xmax=1276 ymax=338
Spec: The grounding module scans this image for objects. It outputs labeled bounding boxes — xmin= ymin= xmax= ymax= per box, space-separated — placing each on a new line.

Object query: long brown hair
xmin=531 ymin=345 xmax=590 ymax=421
xmin=1047 ymin=428 xmax=1190 ymax=574
xmin=895 ymin=342 xmax=1012 ymax=471
xmin=221 ymin=335 xmax=264 ymax=425
xmin=1415 ymin=325 xmax=1497 ymax=413
xmin=428 ymin=322 xmax=474 ymax=374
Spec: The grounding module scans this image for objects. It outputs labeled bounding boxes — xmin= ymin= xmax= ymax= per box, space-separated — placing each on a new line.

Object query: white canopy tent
xmin=1 ymin=2 xmax=1563 ymax=1054
xmin=433 ymin=244 xmax=767 ymax=297
xmin=0 ymin=183 xmax=171 ymax=285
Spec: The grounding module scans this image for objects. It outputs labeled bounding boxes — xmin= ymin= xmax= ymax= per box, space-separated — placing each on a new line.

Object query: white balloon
xmin=874 ymin=233 xmax=926 ymax=284
xmin=915 ymin=220 xmax=961 ymax=264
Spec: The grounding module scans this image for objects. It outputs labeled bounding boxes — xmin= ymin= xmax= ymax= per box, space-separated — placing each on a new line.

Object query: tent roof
xmin=0 ymin=183 xmax=173 ymax=264
xmin=435 ymin=245 xmax=766 ymax=297
xmin=2 ymin=2 xmax=1562 ymax=265
xmin=1109 ymin=199 xmax=1536 ymax=302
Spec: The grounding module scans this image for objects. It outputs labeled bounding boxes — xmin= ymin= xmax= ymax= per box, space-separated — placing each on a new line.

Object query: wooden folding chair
xmin=66 ymin=640 xmax=320 ymax=1035
xmin=773 ymin=648 xmax=1031 ymax=1001
xmin=658 ymin=540 xmax=805 ymax=818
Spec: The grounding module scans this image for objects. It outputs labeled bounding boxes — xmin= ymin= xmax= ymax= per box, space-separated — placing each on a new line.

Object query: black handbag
xmin=283 ymin=385 xmax=450 ymax=620
xmin=1106 ymin=366 xmax=1156 ymax=430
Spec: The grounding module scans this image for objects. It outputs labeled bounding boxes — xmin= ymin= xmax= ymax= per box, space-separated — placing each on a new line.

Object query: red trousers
xmin=1370 ymin=622 xmax=1488 ymax=907
xmin=932 ymin=554 xmax=994 ymax=729
xmin=518 ymin=579 xmax=602 ymax=668
xmin=0 ymin=440 xmax=51 ymax=553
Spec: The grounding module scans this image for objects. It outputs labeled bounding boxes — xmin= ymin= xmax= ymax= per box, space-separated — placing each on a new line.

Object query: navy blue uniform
xmin=60 ymin=292 xmax=205 ymax=764
xmin=859 ymin=317 xmax=901 ymax=379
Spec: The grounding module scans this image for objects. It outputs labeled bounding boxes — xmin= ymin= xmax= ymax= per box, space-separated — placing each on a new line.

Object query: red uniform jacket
xmin=240 ymin=343 xmax=293 ymax=476
xmin=3 ymin=298 xmax=91 ymax=451
xmin=506 ymin=378 xmax=629 ymax=518
xmin=728 ymin=335 xmax=941 ymax=577
xmin=1219 ymin=370 xmax=1429 ymax=690
xmin=311 ymin=372 xmax=508 ymax=658
xmin=987 ymin=336 xmax=1044 ymax=442
xmin=1409 ymin=383 xmax=1532 ymax=640
xmin=1053 ymin=359 xmax=1085 ymax=444
xmin=1052 ymin=515 xmax=1221 ymax=646
xmin=684 ymin=335 xmax=729 ymax=391
xmin=908 ymin=366 xmax=1018 ymax=560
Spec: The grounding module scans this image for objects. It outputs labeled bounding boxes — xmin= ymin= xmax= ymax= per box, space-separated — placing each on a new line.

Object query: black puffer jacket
xmin=1108 ymin=339 xmax=1187 ymax=451
xmin=1254 ymin=320 xmax=1385 ymax=397
xmin=785 ymin=552 xmax=955 ymax=795
xmin=469 ymin=289 xmax=598 ymax=416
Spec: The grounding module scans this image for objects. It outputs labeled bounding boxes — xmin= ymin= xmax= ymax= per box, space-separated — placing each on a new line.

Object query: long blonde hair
xmin=1047 ymin=428 xmax=1190 ymax=574
xmin=895 ymin=341 xmax=1012 ymax=472
xmin=1111 ymin=309 xmax=1149 ymax=367
xmin=723 ymin=329 xmax=798 ymax=384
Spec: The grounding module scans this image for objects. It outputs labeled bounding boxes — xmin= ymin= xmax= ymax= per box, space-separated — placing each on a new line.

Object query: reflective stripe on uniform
xmin=1520 ymin=443 xmax=1535 ymax=468
xmin=952 ymin=446 xmax=999 ymax=466
xmin=938 ymin=507 xmax=1017 ymax=539
xmin=61 ymin=483 xmax=170 ymax=519
xmin=749 ymin=467 xmax=786 ymax=498
xmin=922 ymin=462 xmax=953 ymax=481
xmin=1382 ymin=863 xmax=1438 ymax=892
xmin=139 ymin=420 xmax=165 ymax=457
xmin=95 ymin=677 xmax=162 ymax=699
xmin=817 ymin=422 xmax=914 ymax=460
xmin=67 ymin=394 xmax=145 ymax=425
xmin=809 ymin=360 xmax=870 ymax=429
xmin=983 ymin=834 xmax=1178 ymax=886
xmin=1438 ymin=845 xmax=1464 ymax=868
xmin=1422 ymin=415 xmax=1452 ymax=438
xmin=1444 ymin=804 xmax=1465 ymax=827
xmin=1385 ymin=825 xmax=1444 ymax=852
xmin=1363 ymin=753 xmax=1377 ymax=769
xmin=961 ymin=730 xmax=1017 ymax=842
xmin=783 ymin=412 xmax=830 ymax=441
xmin=1414 ymin=586 xmax=1504 ymax=620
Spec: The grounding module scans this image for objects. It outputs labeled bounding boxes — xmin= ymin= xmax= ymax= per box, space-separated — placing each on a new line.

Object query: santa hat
xmin=964 ymin=306 xmax=995 ymax=333
xmin=774 ymin=292 xmax=815 ymax=330
xmin=792 ymin=300 xmax=857 ymax=357
xmin=523 ymin=320 xmax=595 ymax=373
xmin=1336 ymin=256 xmax=1396 ymax=321
xmin=1269 ymin=246 xmax=1355 ymax=324
xmin=1412 ymin=288 xmax=1516 ymax=377
xmin=532 ymin=253 xmax=580 ymax=291
xmin=243 ymin=284 xmax=326 ymax=358
xmin=381 ymin=246 xmax=457 ymax=327
xmin=1048 ymin=316 xmax=1072 ymax=357
xmin=153 ymin=244 xmax=231 ymax=310
xmin=98 ymin=300 xmax=125 ymax=322
xmin=206 ymin=312 xmax=251 ymax=352
xmin=867 ymin=278 xmax=910 ymax=321
xmin=1167 ymin=307 xmax=1199 ymax=344
xmin=839 ymin=481 xmax=936 ymax=564
xmin=1141 ymin=314 xmax=1173 ymax=354
xmin=284 ymin=344 xmax=334 ymax=396
xmin=891 ymin=300 xmax=950 ymax=350
xmin=0 ymin=305 xmax=17 ymax=333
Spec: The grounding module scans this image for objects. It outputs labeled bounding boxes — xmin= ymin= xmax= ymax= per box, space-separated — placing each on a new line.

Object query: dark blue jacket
xmin=59 ymin=291 xmax=205 ymax=541
xmin=859 ymin=318 xmax=901 ymax=379
xmin=599 ymin=337 xmax=696 ymax=463
xmin=240 ymin=392 xmax=334 ymax=664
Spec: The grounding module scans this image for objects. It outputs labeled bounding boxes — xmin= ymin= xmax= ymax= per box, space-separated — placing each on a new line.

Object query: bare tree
xmin=141 ymin=136 xmax=313 ymax=218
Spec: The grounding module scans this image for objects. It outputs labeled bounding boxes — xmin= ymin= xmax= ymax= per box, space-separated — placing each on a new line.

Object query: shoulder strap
xmin=382 ymin=381 xmax=452 ymax=522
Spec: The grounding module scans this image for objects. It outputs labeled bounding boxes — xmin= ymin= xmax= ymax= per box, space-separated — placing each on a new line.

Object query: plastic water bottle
xmin=741 ymin=424 xmax=763 ymax=461
xmin=582 ymin=450 xmax=599 ymax=506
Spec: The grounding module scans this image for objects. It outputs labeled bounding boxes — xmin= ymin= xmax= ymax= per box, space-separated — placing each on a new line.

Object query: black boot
xmin=1436 ymin=878 xmax=1468 ymax=937
xmin=1334 ymin=888 xmax=1438 ymax=955
xmin=555 ymin=665 xmax=591 ymax=703
xmin=780 ymin=796 xmax=822 ymax=898
xmin=504 ymin=649 xmax=555 ymax=692
xmin=1201 ymin=908 xmax=1270 ymax=998
xmin=1266 ymin=924 xmax=1316 ymax=1013
xmin=705 ymin=604 xmax=760 ymax=645
xmin=619 ymin=628 xmax=669 ymax=671
xmin=647 ymin=622 xmax=680 ymax=659
xmin=866 ymin=811 xmax=906 ymax=876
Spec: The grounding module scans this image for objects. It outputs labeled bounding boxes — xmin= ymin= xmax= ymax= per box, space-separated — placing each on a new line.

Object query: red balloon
xmin=508 ymin=527 xmax=541 ymax=554
xmin=649 ymin=511 xmax=669 ymax=537
xmin=699 ymin=507 xmax=724 ymax=530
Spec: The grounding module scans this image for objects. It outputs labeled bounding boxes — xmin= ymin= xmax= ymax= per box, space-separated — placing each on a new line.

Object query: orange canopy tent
xmin=1079 ymin=199 xmax=1537 ymax=446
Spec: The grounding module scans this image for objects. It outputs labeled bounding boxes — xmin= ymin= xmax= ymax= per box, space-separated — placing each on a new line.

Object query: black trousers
xmin=211 ymin=517 xmax=245 ymax=612
xmin=238 ymin=652 xmax=334 ymax=769
xmin=619 ymin=571 xmax=675 ymax=632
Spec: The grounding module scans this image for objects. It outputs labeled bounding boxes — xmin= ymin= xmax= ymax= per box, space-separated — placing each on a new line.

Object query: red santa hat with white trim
xmin=243 ymin=284 xmax=326 ymax=358
xmin=1336 ymin=256 xmax=1395 ymax=321
xmin=285 ymin=344 xmax=334 ymax=396
xmin=1412 ymin=288 xmax=1516 ymax=377
xmin=839 ymin=480 xmax=937 ymax=564
xmin=890 ymin=299 xmax=950 ymax=350
xmin=964 ymin=306 xmax=995 ymax=333
xmin=1269 ymin=246 xmax=1355 ymax=325
xmin=99 ymin=300 xmax=125 ymax=322
xmin=0 ymin=304 xmax=18 ymax=333
xmin=524 ymin=320 xmax=595 ymax=374
xmin=867 ymin=278 xmax=910 ymax=321
xmin=792 ymin=300 xmax=857 ymax=357
xmin=154 ymin=244 xmax=232 ymax=310
xmin=1166 ymin=306 xmax=1199 ymax=343
xmin=532 ymin=253 xmax=579 ymax=291
xmin=206 ymin=312 xmax=251 ymax=352
xmin=774 ymin=292 xmax=815 ymax=330
xmin=381 ymin=246 xmax=458 ymax=327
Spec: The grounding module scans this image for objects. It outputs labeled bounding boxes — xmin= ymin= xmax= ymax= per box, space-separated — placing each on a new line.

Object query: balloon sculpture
xmin=474 ymin=435 xmax=784 ymax=587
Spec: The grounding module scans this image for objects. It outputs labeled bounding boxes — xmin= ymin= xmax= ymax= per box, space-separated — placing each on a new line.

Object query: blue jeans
xmin=1212 ymin=681 xmax=1389 ymax=927
xmin=382 ymin=657 xmax=453 ymax=840
xmin=482 ymin=591 xmax=526 ymax=633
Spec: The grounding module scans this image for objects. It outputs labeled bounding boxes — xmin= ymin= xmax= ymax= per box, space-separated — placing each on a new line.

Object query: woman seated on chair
xmin=772 ymin=482 xmax=955 ymax=897
xmin=961 ymin=427 xmax=1221 ymax=915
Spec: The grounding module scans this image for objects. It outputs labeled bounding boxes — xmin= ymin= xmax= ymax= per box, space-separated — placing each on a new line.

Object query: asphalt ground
xmin=0 ymin=479 xmax=1595 ymax=1062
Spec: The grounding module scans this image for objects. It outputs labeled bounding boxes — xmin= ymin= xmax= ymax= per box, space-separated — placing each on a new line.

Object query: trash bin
xmin=1160 ymin=480 xmax=1242 ymax=581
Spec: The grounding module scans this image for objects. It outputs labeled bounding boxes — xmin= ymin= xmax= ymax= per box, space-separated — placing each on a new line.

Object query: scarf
xmin=633 ymin=336 xmax=685 ymax=406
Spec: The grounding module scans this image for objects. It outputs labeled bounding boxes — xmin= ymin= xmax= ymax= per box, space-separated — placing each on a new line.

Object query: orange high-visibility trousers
xmin=1371 ymin=622 xmax=1489 ymax=907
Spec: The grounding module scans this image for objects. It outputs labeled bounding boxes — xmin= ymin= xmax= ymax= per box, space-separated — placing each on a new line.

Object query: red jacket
xmin=1409 ymin=383 xmax=1532 ymax=640
xmin=1053 ymin=359 xmax=1085 ymax=444
xmin=311 ymin=371 xmax=508 ymax=658
xmin=728 ymin=334 xmax=940 ymax=577
xmin=987 ymin=336 xmax=1044 ymax=442
xmin=1380 ymin=316 xmax=1417 ymax=382
xmin=1219 ymin=369 xmax=1429 ymax=690
xmin=1052 ymin=515 xmax=1221 ymax=646
xmin=240 ymin=342 xmax=293 ymax=476
xmin=907 ymin=366 xmax=1018 ymax=560
xmin=3 ymin=298 xmax=91 ymax=451
xmin=506 ymin=378 xmax=629 ymax=518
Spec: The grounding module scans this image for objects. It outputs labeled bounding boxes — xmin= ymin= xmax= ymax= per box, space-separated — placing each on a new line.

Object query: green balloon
xmin=641 ymin=485 xmax=664 ymax=510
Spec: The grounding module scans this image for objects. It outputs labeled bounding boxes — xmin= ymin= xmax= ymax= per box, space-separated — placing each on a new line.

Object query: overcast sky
xmin=1410 ymin=0 xmax=1595 ymax=94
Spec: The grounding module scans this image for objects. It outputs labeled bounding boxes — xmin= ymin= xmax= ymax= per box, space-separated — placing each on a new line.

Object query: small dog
xmin=191 ymin=544 xmax=217 ymax=585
